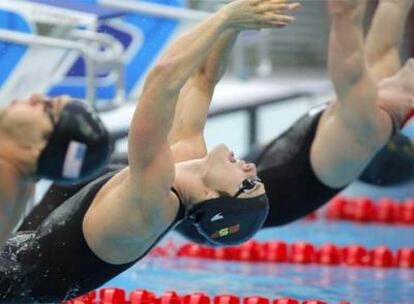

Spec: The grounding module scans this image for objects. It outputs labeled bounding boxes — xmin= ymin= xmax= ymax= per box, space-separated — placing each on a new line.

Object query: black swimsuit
xmin=0 ymin=169 xmax=185 ymax=303
xmin=256 ymin=103 xmax=344 ymax=226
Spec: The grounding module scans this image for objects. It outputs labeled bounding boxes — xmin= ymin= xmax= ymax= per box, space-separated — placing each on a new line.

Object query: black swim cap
xmin=188 ymin=194 xmax=269 ymax=246
xmin=37 ymin=100 xmax=112 ymax=184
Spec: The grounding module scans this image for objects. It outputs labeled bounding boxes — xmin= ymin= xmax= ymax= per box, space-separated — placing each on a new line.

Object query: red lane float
xmin=322 ymin=196 xmax=414 ymax=225
xmin=273 ymin=299 xmax=299 ymax=304
xmin=63 ymin=289 xmax=348 ymax=304
xmin=396 ymin=248 xmax=414 ymax=268
xmin=317 ymin=243 xmax=341 ymax=265
xmin=168 ymin=241 xmax=414 ymax=269
xmin=295 ymin=196 xmax=414 ymax=224
xmin=130 ymin=290 xmax=157 ymax=304
xmin=290 ymin=242 xmax=315 ymax=264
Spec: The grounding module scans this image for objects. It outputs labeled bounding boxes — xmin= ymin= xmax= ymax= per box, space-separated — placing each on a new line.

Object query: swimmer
xmin=0 ymin=94 xmax=111 ymax=248
xmin=0 ymin=1 xmax=300 ymax=302
xmin=174 ymin=0 xmax=414 ymax=243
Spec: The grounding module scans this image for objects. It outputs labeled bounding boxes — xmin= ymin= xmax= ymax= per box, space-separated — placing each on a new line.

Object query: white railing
xmin=0 ymin=29 xmax=98 ymax=103
xmin=69 ymin=29 xmax=126 ymax=108
xmin=0 ymin=0 xmax=97 ymax=28
xmin=99 ymin=0 xmax=210 ymax=21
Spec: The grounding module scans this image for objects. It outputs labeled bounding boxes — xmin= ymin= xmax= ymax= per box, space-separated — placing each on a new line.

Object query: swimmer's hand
xmin=221 ymin=0 xmax=301 ymax=30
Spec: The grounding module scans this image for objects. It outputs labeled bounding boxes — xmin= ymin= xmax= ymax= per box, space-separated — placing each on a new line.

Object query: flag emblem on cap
xmin=62 ymin=141 xmax=87 ymax=179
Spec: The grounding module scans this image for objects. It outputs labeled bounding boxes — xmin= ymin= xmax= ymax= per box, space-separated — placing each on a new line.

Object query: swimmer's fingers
xmin=256 ymin=13 xmax=296 ymax=28
xmin=256 ymin=22 xmax=289 ymax=29
xmin=257 ymin=2 xmax=302 ymax=14
xmin=225 ymin=0 xmax=300 ymax=30
xmin=256 ymin=1 xmax=301 ymax=28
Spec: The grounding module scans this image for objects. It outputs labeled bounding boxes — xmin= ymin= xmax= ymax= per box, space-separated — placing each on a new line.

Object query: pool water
xmin=103 ymin=214 xmax=414 ymax=304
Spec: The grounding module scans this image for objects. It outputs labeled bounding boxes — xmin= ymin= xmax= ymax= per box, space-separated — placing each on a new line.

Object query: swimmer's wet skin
xmin=0 ymin=94 xmax=111 ymax=248
xmin=0 ymin=0 xmax=300 ymax=302
xmin=176 ymin=0 xmax=414 ymax=244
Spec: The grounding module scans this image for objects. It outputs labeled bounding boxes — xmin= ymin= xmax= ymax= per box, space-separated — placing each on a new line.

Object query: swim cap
xmin=187 ymin=194 xmax=269 ymax=246
xmin=37 ymin=100 xmax=112 ymax=184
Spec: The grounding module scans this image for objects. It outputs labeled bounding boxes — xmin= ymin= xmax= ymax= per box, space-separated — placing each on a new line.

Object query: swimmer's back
xmin=256 ymin=103 xmax=343 ymax=226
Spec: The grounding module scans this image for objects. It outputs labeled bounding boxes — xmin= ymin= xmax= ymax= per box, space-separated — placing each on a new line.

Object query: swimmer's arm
xmin=128 ymin=11 xmax=231 ymax=181
xmin=328 ymin=0 xmax=379 ymax=128
xmin=169 ymin=29 xmax=240 ymax=162
xmin=366 ymin=0 xmax=414 ymax=81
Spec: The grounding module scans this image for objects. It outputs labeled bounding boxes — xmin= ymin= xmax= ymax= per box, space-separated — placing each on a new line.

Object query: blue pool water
xmin=103 ymin=212 xmax=414 ymax=304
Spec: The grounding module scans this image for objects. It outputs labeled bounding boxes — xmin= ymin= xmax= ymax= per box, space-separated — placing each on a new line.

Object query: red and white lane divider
xmin=324 ymin=196 xmax=414 ymax=224
xmin=299 ymin=196 xmax=414 ymax=225
xmin=150 ymin=241 xmax=414 ymax=268
xmin=63 ymin=288 xmax=350 ymax=304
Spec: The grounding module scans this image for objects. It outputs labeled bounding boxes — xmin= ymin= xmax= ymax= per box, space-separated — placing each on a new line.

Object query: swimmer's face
xmin=3 ymin=94 xmax=68 ymax=147
xmin=203 ymin=144 xmax=266 ymax=198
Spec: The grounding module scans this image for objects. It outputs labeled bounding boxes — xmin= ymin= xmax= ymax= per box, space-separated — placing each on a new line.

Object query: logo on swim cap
xmin=211 ymin=212 xmax=224 ymax=222
xmin=62 ymin=141 xmax=87 ymax=179
xmin=188 ymin=194 xmax=269 ymax=246
xmin=211 ymin=224 xmax=240 ymax=239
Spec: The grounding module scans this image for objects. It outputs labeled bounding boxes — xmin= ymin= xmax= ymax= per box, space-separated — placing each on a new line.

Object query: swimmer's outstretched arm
xmin=311 ymin=0 xmax=392 ymax=188
xmin=365 ymin=0 xmax=414 ymax=81
xmin=328 ymin=0 xmax=378 ymax=126
xmin=168 ymin=29 xmax=240 ymax=162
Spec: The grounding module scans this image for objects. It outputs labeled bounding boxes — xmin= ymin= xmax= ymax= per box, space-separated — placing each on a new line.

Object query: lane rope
xmin=63 ymin=288 xmax=350 ymax=304
xmin=150 ymin=241 xmax=414 ymax=269
xmin=301 ymin=196 xmax=414 ymax=225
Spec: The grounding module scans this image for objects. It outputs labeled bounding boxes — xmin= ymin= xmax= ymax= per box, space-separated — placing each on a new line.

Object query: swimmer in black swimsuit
xmin=0 ymin=93 xmax=111 ymax=248
xmin=174 ymin=0 xmax=414 ymax=243
xmin=0 ymin=1 xmax=300 ymax=302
